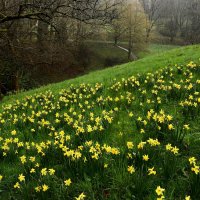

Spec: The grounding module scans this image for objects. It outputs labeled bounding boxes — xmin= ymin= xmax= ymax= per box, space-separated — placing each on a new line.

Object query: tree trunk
xmin=14 ymin=71 xmax=20 ymax=92
xmin=146 ymin=29 xmax=150 ymax=43
xmin=114 ymin=36 xmax=118 ymax=46
xmin=128 ymin=48 xmax=132 ymax=60
xmin=0 ymin=81 xmax=2 ymax=101
xmin=37 ymin=20 xmax=49 ymax=52
xmin=128 ymin=47 xmax=137 ymax=61
xmin=170 ymin=35 xmax=174 ymax=43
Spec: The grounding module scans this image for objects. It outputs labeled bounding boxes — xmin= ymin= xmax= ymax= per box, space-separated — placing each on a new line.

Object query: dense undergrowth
xmin=0 ymin=58 xmax=199 ymax=200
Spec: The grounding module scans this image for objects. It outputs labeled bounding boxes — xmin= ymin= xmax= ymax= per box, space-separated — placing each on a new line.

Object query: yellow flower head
xmin=168 ymin=124 xmax=174 ymax=130
xmin=137 ymin=141 xmax=146 ymax=149
xmin=41 ymin=168 xmax=47 ymax=176
xmin=166 ymin=115 xmax=173 ymax=121
xmin=183 ymin=124 xmax=190 ymax=130
xmin=18 ymin=174 xmax=25 ymax=182
xmin=35 ymin=186 xmax=41 ymax=192
xmin=189 ymin=157 xmax=196 ymax=165
xmin=20 ymin=155 xmax=26 ymax=164
xmin=64 ymin=178 xmax=72 ymax=186
xmin=157 ymin=196 xmax=165 ymax=200
xmin=185 ymin=196 xmax=191 ymax=200
xmin=104 ymin=163 xmax=108 ymax=168
xmin=11 ymin=130 xmax=17 ymax=136
xmin=166 ymin=144 xmax=172 ymax=151
xmin=14 ymin=182 xmax=20 ymax=189
xmin=155 ymin=186 xmax=165 ymax=196
xmin=148 ymin=167 xmax=156 ymax=175
xmin=127 ymin=165 xmax=135 ymax=174
xmin=129 ymin=112 xmax=134 ymax=117
xmin=49 ymin=168 xmax=55 ymax=175
xmin=191 ymin=165 xmax=199 ymax=175
xmin=171 ymin=146 xmax=179 ymax=155
xmin=30 ymin=168 xmax=36 ymax=173
xmin=143 ymin=155 xmax=149 ymax=161
xmin=75 ymin=192 xmax=86 ymax=200
xmin=42 ymin=184 xmax=49 ymax=192
xmin=29 ymin=156 xmax=36 ymax=162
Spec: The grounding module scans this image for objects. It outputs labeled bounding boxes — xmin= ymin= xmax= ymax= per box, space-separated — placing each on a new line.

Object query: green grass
xmin=138 ymin=44 xmax=181 ymax=58
xmin=0 ymin=44 xmax=199 ymax=199
xmin=1 ymin=44 xmax=199 ymax=106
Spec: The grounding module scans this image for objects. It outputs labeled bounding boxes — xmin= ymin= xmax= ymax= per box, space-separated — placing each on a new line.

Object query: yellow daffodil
xmin=127 ymin=165 xmax=135 ymax=174
xmin=41 ymin=168 xmax=47 ymax=176
xmin=143 ymin=155 xmax=149 ymax=161
xmin=18 ymin=174 xmax=25 ymax=182
xmin=127 ymin=142 xmax=134 ymax=149
xmin=64 ymin=178 xmax=72 ymax=186
xmin=14 ymin=182 xmax=20 ymax=189
xmin=42 ymin=184 xmax=49 ymax=192
xmin=155 ymin=186 xmax=165 ymax=196
xmin=185 ymin=196 xmax=191 ymax=200
xmin=148 ymin=167 xmax=156 ymax=175
xmin=75 ymin=192 xmax=86 ymax=200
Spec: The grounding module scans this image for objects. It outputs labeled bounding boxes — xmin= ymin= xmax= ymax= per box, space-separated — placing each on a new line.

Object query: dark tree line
xmin=156 ymin=0 xmax=200 ymax=43
xmin=139 ymin=0 xmax=200 ymax=44
xmin=0 ymin=0 xmax=122 ymax=95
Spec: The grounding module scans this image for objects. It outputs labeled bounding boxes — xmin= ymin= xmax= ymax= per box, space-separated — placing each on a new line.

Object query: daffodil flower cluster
xmin=0 ymin=61 xmax=199 ymax=199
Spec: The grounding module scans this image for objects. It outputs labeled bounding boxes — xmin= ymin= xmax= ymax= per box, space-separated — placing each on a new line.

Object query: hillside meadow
xmin=0 ymin=45 xmax=200 ymax=199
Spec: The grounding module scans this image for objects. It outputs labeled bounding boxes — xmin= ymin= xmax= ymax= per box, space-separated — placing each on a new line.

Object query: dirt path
xmin=116 ymin=45 xmax=138 ymax=60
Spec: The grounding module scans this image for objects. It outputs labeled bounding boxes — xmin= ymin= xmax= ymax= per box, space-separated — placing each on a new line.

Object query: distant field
xmin=87 ymin=41 xmax=181 ymax=71
xmin=139 ymin=44 xmax=181 ymax=58
xmin=86 ymin=41 xmax=129 ymax=70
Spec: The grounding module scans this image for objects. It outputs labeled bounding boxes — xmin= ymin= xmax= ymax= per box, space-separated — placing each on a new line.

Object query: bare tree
xmin=109 ymin=1 xmax=128 ymax=45
xmin=110 ymin=0 xmax=146 ymax=60
xmin=0 ymin=0 xmax=123 ymax=94
xmin=139 ymin=0 xmax=162 ymax=42
xmin=184 ymin=0 xmax=200 ymax=43
xmin=0 ymin=0 xmax=122 ymax=26
xmin=157 ymin=0 xmax=200 ymax=44
xmin=158 ymin=0 xmax=179 ymax=42
xmin=126 ymin=1 xmax=146 ymax=60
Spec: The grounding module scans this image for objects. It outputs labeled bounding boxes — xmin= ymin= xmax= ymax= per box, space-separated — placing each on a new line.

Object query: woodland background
xmin=0 ymin=0 xmax=199 ymax=95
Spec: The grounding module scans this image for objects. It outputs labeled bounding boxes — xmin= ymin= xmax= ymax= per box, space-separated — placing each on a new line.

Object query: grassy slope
xmin=138 ymin=44 xmax=180 ymax=58
xmin=0 ymin=44 xmax=199 ymax=199
xmin=1 ymin=44 xmax=200 ymax=107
